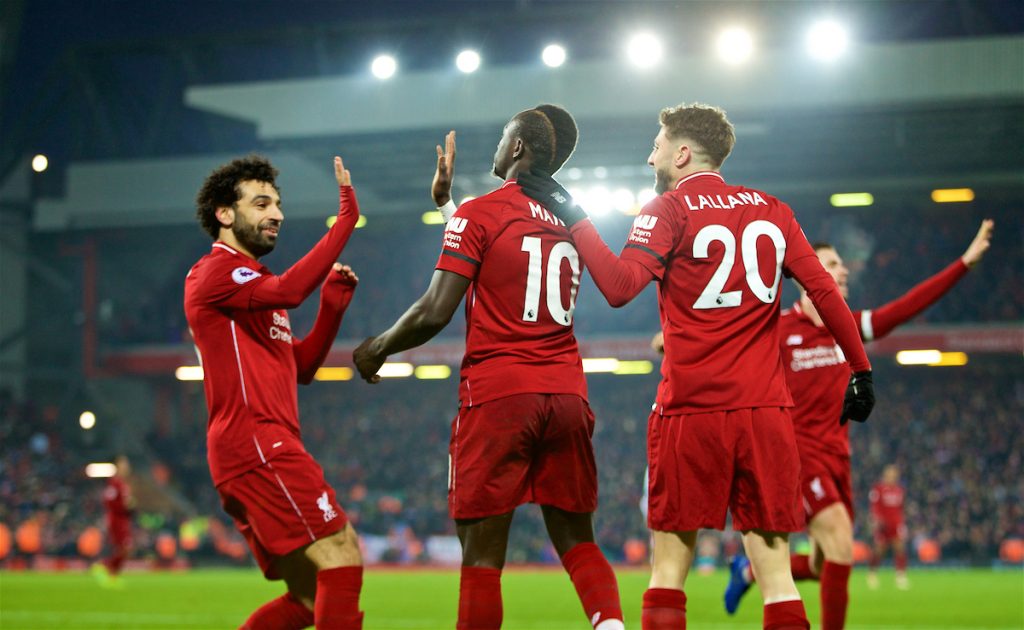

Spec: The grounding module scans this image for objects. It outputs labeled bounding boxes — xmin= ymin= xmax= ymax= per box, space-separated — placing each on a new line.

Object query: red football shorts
xmin=799 ymin=451 xmax=854 ymax=522
xmin=647 ymin=407 xmax=803 ymax=532
xmin=448 ymin=393 xmax=597 ymax=519
xmin=873 ymin=521 xmax=907 ymax=544
xmin=217 ymin=450 xmax=347 ymax=579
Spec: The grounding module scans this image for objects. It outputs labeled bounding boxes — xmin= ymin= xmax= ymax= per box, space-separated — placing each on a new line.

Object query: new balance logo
xmin=551 ymin=191 xmax=567 ymax=204
xmin=633 ymin=215 xmax=658 ymax=230
xmin=317 ymin=492 xmax=338 ymax=522
xmin=786 ymin=334 xmax=803 ymax=346
xmin=448 ymin=217 xmax=469 ymax=233
xmin=810 ymin=477 xmax=826 ymax=500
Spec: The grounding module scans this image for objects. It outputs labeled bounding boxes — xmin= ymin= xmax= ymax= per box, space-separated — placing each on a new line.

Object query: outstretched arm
xmin=248 ymin=158 xmax=361 ymax=310
xmin=293 ymin=263 xmax=359 ymax=384
xmin=569 ymin=220 xmax=656 ymax=306
xmin=864 ymin=219 xmax=994 ymax=340
xmin=352 ymin=270 xmax=470 ymax=383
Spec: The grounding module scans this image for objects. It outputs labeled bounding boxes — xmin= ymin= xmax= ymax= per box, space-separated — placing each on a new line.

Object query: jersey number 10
xmin=521 ymin=236 xmax=581 ymax=326
xmin=693 ymin=220 xmax=786 ymax=309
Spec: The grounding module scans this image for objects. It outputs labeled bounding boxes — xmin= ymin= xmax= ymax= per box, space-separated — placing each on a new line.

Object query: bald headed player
xmin=354 ymin=106 xmax=624 ymax=630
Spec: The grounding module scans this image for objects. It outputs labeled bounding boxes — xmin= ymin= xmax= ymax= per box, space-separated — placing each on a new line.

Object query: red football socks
xmin=790 ymin=554 xmax=817 ymax=581
xmin=763 ymin=599 xmax=810 ymax=629
xmin=895 ymin=550 xmax=908 ymax=572
xmin=820 ymin=561 xmax=851 ymax=630
xmin=560 ymin=542 xmax=623 ymax=627
xmin=457 ymin=566 xmax=503 ymax=630
xmin=641 ymin=588 xmax=686 ymax=629
xmin=242 ymin=593 xmax=314 ymax=630
xmin=314 ymin=566 xmax=363 ymax=629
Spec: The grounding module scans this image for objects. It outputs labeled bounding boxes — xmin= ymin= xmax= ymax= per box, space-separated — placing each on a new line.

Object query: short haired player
xmin=724 ymin=219 xmax=993 ymax=627
xmin=185 ymin=155 xmax=364 ymax=628
xmin=518 ymin=102 xmax=875 ymax=629
xmin=354 ymin=106 xmax=624 ymax=630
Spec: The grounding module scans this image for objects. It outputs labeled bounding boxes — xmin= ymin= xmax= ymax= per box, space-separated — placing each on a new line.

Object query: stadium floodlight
xmin=806 ymin=20 xmax=849 ymax=62
xmin=716 ymin=27 xmax=754 ymax=65
xmin=593 ymin=166 xmax=608 ymax=179
xmin=626 ymin=32 xmax=663 ymax=69
xmin=31 ymin=154 xmax=48 ymax=172
xmin=85 ymin=463 xmax=117 ymax=478
xmin=175 ymin=366 xmax=204 ymax=381
xmin=378 ymin=362 xmax=414 ymax=378
xmin=612 ymin=188 xmax=637 ymax=214
xmin=79 ymin=411 xmax=96 ymax=430
xmin=456 ymin=49 xmax=481 ymax=73
xmin=371 ymin=54 xmax=397 ymax=80
xmin=896 ymin=350 xmax=968 ymax=366
xmin=422 ymin=211 xmax=446 ymax=225
xmin=582 ymin=358 xmax=620 ymax=373
xmin=637 ymin=187 xmax=658 ymax=206
xmin=566 ymin=167 xmax=583 ymax=181
xmin=931 ymin=188 xmax=975 ymax=203
xmin=542 ymin=44 xmax=567 ymax=68
xmin=830 ymin=192 xmax=873 ymax=207
xmin=414 ymin=365 xmax=452 ymax=380
xmin=613 ymin=360 xmax=654 ymax=375
xmin=586 ymin=186 xmax=613 ymax=217
xmin=314 ymin=367 xmax=354 ymax=381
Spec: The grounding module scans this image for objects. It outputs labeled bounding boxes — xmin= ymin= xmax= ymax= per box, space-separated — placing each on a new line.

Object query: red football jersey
xmin=103 ymin=477 xmax=132 ymax=522
xmin=780 ymin=302 xmax=857 ymax=457
xmin=435 ymin=180 xmax=587 ymax=406
xmin=185 ymin=243 xmax=306 ymax=486
xmin=620 ymin=171 xmax=861 ymax=414
xmin=783 ymin=259 xmax=969 ymax=458
xmin=870 ymin=482 xmax=905 ymax=524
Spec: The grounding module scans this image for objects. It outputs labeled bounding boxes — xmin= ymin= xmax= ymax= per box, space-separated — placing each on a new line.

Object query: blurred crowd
xmin=3 ymin=355 xmax=1021 ymax=567
xmin=91 ymin=200 xmax=1021 ymax=347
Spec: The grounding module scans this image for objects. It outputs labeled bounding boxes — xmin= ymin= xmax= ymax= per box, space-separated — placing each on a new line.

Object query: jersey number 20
xmin=521 ymin=236 xmax=580 ymax=326
xmin=692 ymin=220 xmax=786 ymax=309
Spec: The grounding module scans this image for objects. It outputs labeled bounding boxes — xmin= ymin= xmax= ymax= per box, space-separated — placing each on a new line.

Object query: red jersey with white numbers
xmin=435 ymin=180 xmax=587 ymax=406
xmin=619 ymin=171 xmax=867 ymax=414
xmin=870 ymin=482 xmax=905 ymax=525
xmin=103 ymin=476 xmax=132 ymax=524
xmin=185 ymin=243 xmax=305 ymax=485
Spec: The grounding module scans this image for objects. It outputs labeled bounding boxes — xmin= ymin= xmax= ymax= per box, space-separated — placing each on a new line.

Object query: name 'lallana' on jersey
xmin=683 ymin=191 xmax=769 ymax=211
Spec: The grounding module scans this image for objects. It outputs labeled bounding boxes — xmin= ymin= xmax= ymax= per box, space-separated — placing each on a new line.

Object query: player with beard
xmin=725 ymin=220 xmax=993 ymax=628
xmin=354 ymin=106 xmax=624 ymax=630
xmin=185 ymin=155 xmax=364 ymax=629
xmin=517 ymin=102 xmax=875 ymax=630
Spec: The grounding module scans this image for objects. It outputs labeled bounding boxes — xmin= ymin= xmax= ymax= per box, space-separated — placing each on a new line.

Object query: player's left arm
xmin=352 ymin=270 xmax=470 ymax=383
xmin=293 ymin=263 xmax=359 ymax=384
xmin=863 ymin=219 xmax=994 ymax=340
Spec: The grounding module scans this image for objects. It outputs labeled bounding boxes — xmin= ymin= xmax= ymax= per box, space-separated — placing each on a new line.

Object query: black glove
xmin=517 ymin=169 xmax=588 ymax=226
xmin=841 ymin=370 xmax=874 ymax=425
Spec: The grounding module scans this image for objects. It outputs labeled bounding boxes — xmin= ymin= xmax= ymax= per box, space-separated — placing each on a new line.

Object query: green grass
xmin=1 ymin=567 xmax=1021 ymax=629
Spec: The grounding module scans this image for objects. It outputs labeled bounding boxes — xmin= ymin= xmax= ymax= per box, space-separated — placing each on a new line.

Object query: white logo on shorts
xmin=317 ymin=492 xmax=338 ymax=522
xmin=810 ymin=477 xmax=826 ymax=500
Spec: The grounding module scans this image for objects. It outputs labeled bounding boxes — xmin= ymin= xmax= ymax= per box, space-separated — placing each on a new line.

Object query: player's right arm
xmin=199 ymin=158 xmax=361 ymax=311
xmin=862 ymin=219 xmax=994 ymax=341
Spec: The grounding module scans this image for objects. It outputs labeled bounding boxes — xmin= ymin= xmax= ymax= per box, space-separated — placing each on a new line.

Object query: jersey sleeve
xmin=619 ymin=195 xmax=684 ymax=280
xmin=435 ymin=199 xmax=494 ymax=280
xmin=858 ymin=259 xmax=969 ymax=341
xmin=190 ymin=255 xmax=273 ymax=311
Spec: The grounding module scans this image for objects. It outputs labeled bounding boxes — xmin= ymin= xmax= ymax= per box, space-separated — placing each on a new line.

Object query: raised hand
xmin=334 ymin=156 xmax=352 ymax=187
xmin=432 ymin=131 xmax=456 ymax=206
xmin=961 ymin=219 xmax=994 ymax=268
xmin=322 ymin=263 xmax=359 ymax=309
xmin=353 ymin=337 xmax=384 ymax=384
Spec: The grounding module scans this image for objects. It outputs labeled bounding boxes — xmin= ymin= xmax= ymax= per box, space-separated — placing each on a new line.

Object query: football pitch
xmin=1 ymin=567 xmax=1021 ymax=629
